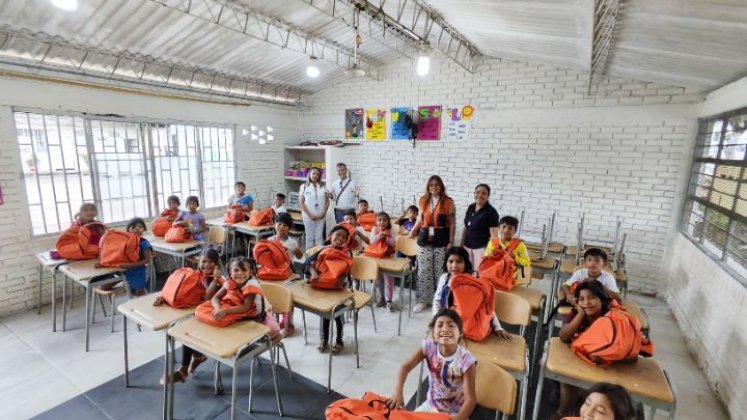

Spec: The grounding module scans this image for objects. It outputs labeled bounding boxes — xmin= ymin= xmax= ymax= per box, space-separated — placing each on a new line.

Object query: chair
xmin=92 ymin=282 xmax=129 ymax=332
xmin=259 ymin=283 xmax=294 ymax=380
xmin=207 ymin=225 xmax=228 ymax=271
xmin=394 ymin=235 xmax=419 ymax=317
xmin=476 ymin=362 xmax=517 ymax=420
xmin=350 ymin=257 xmax=378 ymax=368
xmin=495 ymin=290 xmax=532 ymax=335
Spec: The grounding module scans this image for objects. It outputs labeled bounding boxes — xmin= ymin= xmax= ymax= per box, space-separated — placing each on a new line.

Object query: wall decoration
xmin=447 ymin=104 xmax=475 ymax=140
xmin=390 ymin=107 xmax=412 ymax=140
xmin=365 ymin=108 xmax=387 ymax=141
xmin=416 ymin=105 xmax=442 ymax=141
xmin=345 ymin=108 xmax=364 ymax=140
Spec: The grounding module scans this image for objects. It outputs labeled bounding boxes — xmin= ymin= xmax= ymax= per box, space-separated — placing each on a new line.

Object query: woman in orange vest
xmin=409 ymin=175 xmax=456 ymax=313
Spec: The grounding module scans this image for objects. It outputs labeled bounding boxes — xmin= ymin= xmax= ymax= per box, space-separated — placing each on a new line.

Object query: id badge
xmin=428 ymin=227 xmax=435 ymax=236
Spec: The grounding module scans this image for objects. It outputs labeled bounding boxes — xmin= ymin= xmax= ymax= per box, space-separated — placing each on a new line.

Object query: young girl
xmin=387 ymin=309 xmax=476 ymax=419
xmin=397 ymin=205 xmax=419 ymax=235
xmin=72 ymin=202 xmax=106 ymax=245
xmin=555 ymin=280 xmax=613 ymax=420
xmin=161 ymin=195 xmax=181 ymax=222
xmin=175 ymin=195 xmax=206 ymax=241
xmin=227 ymin=181 xmax=254 ymax=213
xmin=370 ymin=212 xmax=397 ymax=312
xmin=563 ymin=382 xmax=639 ymax=420
xmin=307 ymin=225 xmax=351 ymax=354
xmin=267 ymin=212 xmax=302 ymax=335
xmin=154 ymin=249 xmax=223 ymax=384
xmin=95 ymin=217 xmax=153 ymax=296
xmin=432 ymin=247 xmax=512 ymax=340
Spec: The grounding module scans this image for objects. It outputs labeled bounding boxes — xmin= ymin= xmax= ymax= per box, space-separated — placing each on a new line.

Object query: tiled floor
xmin=0 ymin=280 xmax=730 ymax=419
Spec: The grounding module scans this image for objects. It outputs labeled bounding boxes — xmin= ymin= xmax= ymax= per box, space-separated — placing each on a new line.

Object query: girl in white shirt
xmin=299 ymin=168 xmax=330 ymax=249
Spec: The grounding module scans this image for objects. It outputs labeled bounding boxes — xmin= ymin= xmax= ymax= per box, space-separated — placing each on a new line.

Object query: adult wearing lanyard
xmin=299 ymin=167 xmax=330 ymax=249
xmin=331 ymin=162 xmax=360 ymax=223
xmin=408 ymin=175 xmax=455 ymax=313
xmin=461 ymin=183 xmax=500 ymax=269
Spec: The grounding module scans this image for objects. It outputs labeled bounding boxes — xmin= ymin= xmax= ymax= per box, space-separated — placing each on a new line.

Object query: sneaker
xmin=376 ymin=298 xmax=386 ymax=308
xmin=386 ymin=301 xmax=397 ymax=313
xmin=331 ymin=341 xmax=344 ymax=355
xmin=317 ymin=341 xmax=329 ymax=353
xmin=412 ymin=303 xmax=428 ymax=313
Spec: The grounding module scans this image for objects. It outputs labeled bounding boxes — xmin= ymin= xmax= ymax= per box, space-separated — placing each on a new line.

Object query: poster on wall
xmin=365 ymin=108 xmax=387 ymax=141
xmin=416 ymin=105 xmax=442 ymax=141
xmin=447 ymin=105 xmax=475 ymax=140
xmin=390 ymin=107 xmax=412 ymax=140
xmin=345 ymin=108 xmax=364 ymax=140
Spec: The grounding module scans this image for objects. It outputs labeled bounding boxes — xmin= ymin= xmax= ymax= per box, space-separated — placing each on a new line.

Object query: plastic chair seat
xmin=465 ymin=334 xmax=526 ymax=373
xmin=353 ymin=290 xmax=373 ymax=310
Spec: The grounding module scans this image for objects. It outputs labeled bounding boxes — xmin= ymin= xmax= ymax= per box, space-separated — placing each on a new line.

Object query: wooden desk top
xmin=59 ymin=260 xmax=123 ymax=282
xmin=545 ymin=338 xmax=674 ymax=403
xmin=117 ymin=293 xmax=195 ymax=331
xmin=149 ymin=238 xmax=203 ymax=252
xmin=258 ymin=273 xmax=301 ymax=285
xmin=288 ymin=211 xmax=303 ymax=222
xmin=287 ymin=280 xmax=353 ymax=313
xmin=168 ymin=318 xmax=270 ymax=359
xmin=465 ymin=334 xmax=527 ymax=373
xmin=36 ymin=251 xmax=69 ymax=268
xmin=233 ymin=222 xmax=274 ymax=233
xmin=205 ymin=217 xmax=230 ymax=227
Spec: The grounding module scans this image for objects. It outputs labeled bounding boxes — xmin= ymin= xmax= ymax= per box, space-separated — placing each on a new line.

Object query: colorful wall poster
xmin=416 ymin=105 xmax=442 ymax=141
xmin=446 ymin=105 xmax=475 ymax=140
xmin=345 ymin=108 xmax=364 ymax=140
xmin=365 ymin=108 xmax=387 ymax=141
xmin=390 ymin=107 xmax=412 ymax=140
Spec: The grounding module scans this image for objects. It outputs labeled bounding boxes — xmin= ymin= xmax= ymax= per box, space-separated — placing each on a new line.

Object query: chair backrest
xmin=494 ymin=290 xmax=531 ymax=327
xmin=259 ymin=283 xmax=293 ymax=314
xmin=475 ymin=362 xmax=516 ymax=415
xmin=351 ymin=256 xmax=379 ymax=282
xmin=208 ymin=225 xmax=226 ymax=245
xmin=516 ymin=265 xmax=532 ymax=286
xmin=395 ymin=235 xmax=419 ymax=257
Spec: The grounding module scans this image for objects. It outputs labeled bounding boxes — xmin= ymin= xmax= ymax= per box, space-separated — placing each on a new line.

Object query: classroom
xmin=0 ymin=0 xmax=744 ymax=419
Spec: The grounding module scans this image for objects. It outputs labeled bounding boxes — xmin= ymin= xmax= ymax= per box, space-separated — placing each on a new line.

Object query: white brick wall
xmin=0 ymin=76 xmax=299 ymax=317
xmin=300 ymin=57 xmax=704 ymax=294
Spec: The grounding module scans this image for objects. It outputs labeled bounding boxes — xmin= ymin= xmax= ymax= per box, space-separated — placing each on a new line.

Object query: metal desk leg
xmin=37 ymin=266 xmax=43 ymax=315
xmin=327 ymin=311 xmax=334 ymax=393
xmin=354 ymin=310 xmax=360 ymax=368
xmin=231 ymin=358 xmax=239 ymax=420
xmin=531 ymin=351 xmax=548 ymax=420
xmin=162 ymin=333 xmax=169 ymax=420
xmin=85 ymin=284 xmax=92 ymax=352
xmin=268 ymin=336 xmax=283 ymax=416
xmin=123 ymin=316 xmax=130 ymax=387
xmin=397 ymin=272 xmax=404 ymax=336
xmin=52 ymin=269 xmax=58 ymax=332
xmin=62 ymin=274 xmax=68 ymax=332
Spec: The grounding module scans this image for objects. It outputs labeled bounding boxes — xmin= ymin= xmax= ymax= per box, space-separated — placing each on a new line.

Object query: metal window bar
xmin=200 ymin=126 xmax=235 ymax=210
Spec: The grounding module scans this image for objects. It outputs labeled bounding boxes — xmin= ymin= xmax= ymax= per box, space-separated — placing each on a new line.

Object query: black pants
xmin=182 ymin=346 xmax=203 ymax=366
xmin=321 ymin=316 xmax=343 ymax=343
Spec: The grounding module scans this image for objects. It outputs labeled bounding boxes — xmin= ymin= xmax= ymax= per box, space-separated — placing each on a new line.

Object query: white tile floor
xmin=0 ymin=283 xmax=729 ymax=419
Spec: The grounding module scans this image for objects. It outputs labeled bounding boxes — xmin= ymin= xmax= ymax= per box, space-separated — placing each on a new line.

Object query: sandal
xmin=159 ymin=370 xmax=187 ymax=385
xmin=188 ymin=354 xmax=207 ymax=375
xmin=331 ymin=341 xmax=344 ymax=355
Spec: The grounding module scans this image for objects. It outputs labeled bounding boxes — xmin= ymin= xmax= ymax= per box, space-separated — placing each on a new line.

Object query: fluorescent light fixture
xmin=306 ymin=57 xmax=320 ymax=78
xmin=416 ymin=53 xmax=430 ymax=77
xmin=51 ymin=0 xmax=78 ymax=11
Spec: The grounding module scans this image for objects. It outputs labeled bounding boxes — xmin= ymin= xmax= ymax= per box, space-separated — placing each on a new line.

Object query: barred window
xmin=14 ymin=110 xmax=236 ymax=236
xmin=682 ymin=107 xmax=747 ymax=282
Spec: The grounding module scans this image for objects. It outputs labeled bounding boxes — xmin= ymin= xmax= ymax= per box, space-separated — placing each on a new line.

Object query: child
xmin=387 ymin=309 xmax=476 ymax=419
xmin=227 ymin=181 xmax=254 ymax=213
xmin=562 ymin=248 xmax=621 ymax=305
xmin=369 ymin=212 xmax=397 ymax=311
xmin=484 ymin=215 xmax=531 ymax=270
xmin=567 ymin=382 xmax=639 ymax=420
xmin=175 ymin=195 xmax=206 ymax=241
xmin=307 ymin=225 xmax=352 ymax=354
xmin=397 ymin=205 xmax=419 ymax=235
xmin=154 ymin=249 xmax=223 ymax=383
xmin=161 ymin=195 xmax=181 ymax=221
xmin=356 ymin=199 xmax=373 ymax=217
xmin=556 ymin=280 xmax=613 ymax=420
xmin=433 ymin=247 xmax=512 ymax=340
xmin=342 ymin=209 xmax=370 ymax=251
xmin=95 ymin=217 xmax=153 ymax=296
xmin=272 ymin=193 xmax=288 ymax=214
xmin=267 ymin=212 xmax=302 ymax=335
xmin=72 ymin=202 xmax=106 ymax=245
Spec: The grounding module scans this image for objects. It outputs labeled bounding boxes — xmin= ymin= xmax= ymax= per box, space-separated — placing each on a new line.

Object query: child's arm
xmin=513 ymin=242 xmax=531 ymax=267
xmin=491 ymin=313 xmax=512 ymax=340
xmin=211 ymin=287 xmax=226 ymax=312
xmin=117 ymin=247 xmax=152 ymax=270
xmin=204 ymin=270 xmax=223 ymax=300
xmin=452 ymin=363 xmax=477 ymax=420
xmin=432 ymin=274 xmax=448 ymax=314
xmin=559 ymin=303 xmax=586 ymax=343
xmin=386 ymin=347 xmax=425 ymax=409
xmin=356 ymin=228 xmax=371 ymax=244
xmin=214 ymin=295 xmax=254 ymax=320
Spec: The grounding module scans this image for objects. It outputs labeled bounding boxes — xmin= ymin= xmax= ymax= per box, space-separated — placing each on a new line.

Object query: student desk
xmin=287 ymin=280 xmax=355 ymax=392
xmin=532 ymin=338 xmax=676 ymax=420
xmin=372 ymin=255 xmax=413 ymax=336
xmin=166 ymin=318 xmax=275 ymax=420
xmin=117 ymin=293 xmax=194 ymax=388
xmin=232 ymin=222 xmax=274 ymax=256
xmin=35 ymin=252 xmax=69 ymax=331
xmin=258 ymin=273 xmax=301 ymax=286
xmin=148 ymin=236 xmax=203 ymax=267
xmin=465 ymin=334 xmax=529 ymax=420
xmin=59 ymin=260 xmax=124 ymax=351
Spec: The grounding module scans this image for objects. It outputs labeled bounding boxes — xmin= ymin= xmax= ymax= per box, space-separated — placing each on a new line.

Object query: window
xmin=14 ymin=111 xmax=235 ymax=236
xmin=682 ymin=107 xmax=747 ymax=283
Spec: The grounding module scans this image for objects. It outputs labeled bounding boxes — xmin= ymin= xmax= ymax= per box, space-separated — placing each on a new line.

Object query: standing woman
xmin=409 ymin=175 xmax=456 ymax=313
xmin=461 ymin=184 xmax=500 ymax=269
xmin=299 ymin=167 xmax=330 ymax=249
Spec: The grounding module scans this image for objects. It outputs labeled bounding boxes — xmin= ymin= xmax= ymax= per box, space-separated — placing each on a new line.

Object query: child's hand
xmin=309 ymin=272 xmax=319 ymax=282
xmin=565 ymin=292 xmax=576 ymax=306
xmin=494 ymin=330 xmax=512 ymax=340
xmin=386 ymin=393 xmax=405 ymax=410
xmin=153 ymin=296 xmax=165 ymax=306
xmin=213 ymin=267 xmax=222 ymax=279
xmin=212 ymin=309 xmax=226 ymax=320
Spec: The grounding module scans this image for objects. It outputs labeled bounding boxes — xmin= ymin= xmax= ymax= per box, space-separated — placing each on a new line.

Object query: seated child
xmin=154 ymin=249 xmax=223 ymax=383
xmin=562 ymin=248 xmax=621 ymax=305
xmin=267 ymin=213 xmax=303 ymax=335
xmin=484 ymin=215 xmax=531 ymax=272
xmin=387 ymin=309 xmax=476 ymax=420
xmin=175 ymin=195 xmax=206 ymax=241
xmin=397 ymin=205 xmax=419 ymax=235
xmin=563 ymin=382 xmax=639 ymax=420
xmin=95 ymin=217 xmax=152 ymax=296
xmin=227 ymin=181 xmax=254 ymax=213
xmin=161 ymin=195 xmax=181 ymax=221
xmin=71 ymin=202 xmax=107 ymax=244
xmin=342 ymin=209 xmax=370 ymax=251
xmin=356 ymin=199 xmax=373 ymax=217
xmin=272 ymin=193 xmax=288 ymax=214
xmin=369 ymin=212 xmax=398 ymax=311
xmin=433 ymin=247 xmax=511 ymax=340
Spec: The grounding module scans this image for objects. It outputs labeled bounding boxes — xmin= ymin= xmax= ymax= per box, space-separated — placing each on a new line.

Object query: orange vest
xmin=419 ymin=196 xmax=453 ymax=228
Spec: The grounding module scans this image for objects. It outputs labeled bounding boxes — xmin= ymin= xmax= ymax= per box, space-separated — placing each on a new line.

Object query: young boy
xmin=227 ymin=181 xmax=254 ymax=213
xmin=562 ymin=248 xmax=621 ymax=305
xmin=268 ymin=212 xmax=302 ymax=335
xmin=484 ymin=216 xmax=531 ymax=269
xmin=356 ymin=199 xmax=373 ymax=217
xmin=272 ymin=193 xmax=288 ymax=214
xmin=343 ymin=209 xmax=370 ymax=251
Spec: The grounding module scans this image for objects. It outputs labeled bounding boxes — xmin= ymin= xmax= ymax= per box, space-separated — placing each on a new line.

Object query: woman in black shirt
xmin=461 ymin=184 xmax=500 ymax=270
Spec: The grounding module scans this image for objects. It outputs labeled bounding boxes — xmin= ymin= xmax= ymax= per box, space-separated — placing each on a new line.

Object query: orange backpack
xmin=478 ymin=238 xmax=521 ymax=292
xmin=363 ymin=230 xmax=394 ymax=258
xmin=336 ymin=222 xmax=360 ymax=250
xmin=165 ymin=225 xmax=191 ymax=243
xmin=253 ymin=240 xmax=293 ymax=280
xmin=310 ymin=247 xmax=353 ymax=290
xmin=249 ymin=207 xmax=275 ymax=226
xmin=325 ymin=392 xmax=449 ymax=420
xmin=224 ymin=206 xmax=245 ymax=224
xmin=98 ymin=229 xmax=141 ymax=267
xmin=571 ymin=309 xmax=654 ymax=366
xmin=448 ymin=273 xmax=495 ymax=342
xmin=195 ymin=279 xmax=265 ymax=327
xmin=161 ymin=268 xmax=206 ymax=308
xmin=55 ymin=222 xmax=105 ymax=260
xmin=357 ymin=212 xmax=376 ymax=232
xmin=152 ymin=217 xmax=172 ymax=237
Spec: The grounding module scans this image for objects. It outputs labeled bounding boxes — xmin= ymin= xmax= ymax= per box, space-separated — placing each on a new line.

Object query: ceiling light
xmin=51 ymin=0 xmax=78 ymax=11
xmin=306 ymin=57 xmax=320 ymax=78
xmin=416 ymin=53 xmax=430 ymax=77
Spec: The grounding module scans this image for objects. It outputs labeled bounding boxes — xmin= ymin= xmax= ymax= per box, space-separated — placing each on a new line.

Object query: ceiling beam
xmin=588 ymin=0 xmax=622 ymax=90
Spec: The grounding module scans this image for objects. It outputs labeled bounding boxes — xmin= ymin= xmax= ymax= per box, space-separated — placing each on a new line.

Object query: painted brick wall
xmin=300 ymin=57 xmax=704 ymax=294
